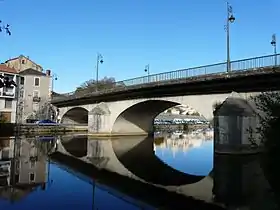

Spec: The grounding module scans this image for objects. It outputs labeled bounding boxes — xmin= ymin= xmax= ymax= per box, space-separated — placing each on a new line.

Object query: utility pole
xmin=271 ymin=34 xmax=277 ymax=66
xmin=95 ymin=53 xmax=104 ymax=92
xmin=225 ymin=2 xmax=235 ymax=72
xmin=144 ymin=64 xmax=150 ymax=82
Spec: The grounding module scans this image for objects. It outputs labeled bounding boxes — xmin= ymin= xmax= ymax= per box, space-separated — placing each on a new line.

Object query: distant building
xmin=18 ymin=68 xmax=52 ymax=122
xmin=0 ymin=65 xmax=19 ymax=123
xmin=164 ymin=105 xmax=199 ymax=115
xmin=4 ymin=55 xmax=43 ymax=72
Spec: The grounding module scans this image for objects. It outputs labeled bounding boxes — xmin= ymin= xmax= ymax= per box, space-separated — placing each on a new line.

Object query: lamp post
xmin=144 ymin=64 xmax=150 ymax=82
xmin=96 ymin=53 xmax=104 ymax=92
xmin=225 ymin=2 xmax=235 ymax=72
xmin=52 ymin=73 xmax=58 ymax=93
xmin=271 ymin=34 xmax=277 ymax=66
xmin=46 ymin=73 xmax=57 ymax=120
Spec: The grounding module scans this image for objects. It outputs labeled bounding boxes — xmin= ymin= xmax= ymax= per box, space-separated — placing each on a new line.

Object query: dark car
xmin=36 ymin=119 xmax=58 ymax=126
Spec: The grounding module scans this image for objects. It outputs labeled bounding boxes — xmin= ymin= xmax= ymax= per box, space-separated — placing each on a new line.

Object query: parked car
xmin=36 ymin=119 xmax=58 ymax=126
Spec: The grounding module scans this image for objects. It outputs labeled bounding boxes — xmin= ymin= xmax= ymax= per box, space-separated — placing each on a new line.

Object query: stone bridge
xmin=58 ymin=92 xmax=260 ymax=136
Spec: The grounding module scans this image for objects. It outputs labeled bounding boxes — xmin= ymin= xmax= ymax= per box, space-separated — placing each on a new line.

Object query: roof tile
xmin=0 ymin=64 xmax=17 ymax=74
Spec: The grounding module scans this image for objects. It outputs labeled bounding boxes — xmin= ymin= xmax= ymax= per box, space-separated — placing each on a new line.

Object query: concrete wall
xmin=57 ymin=91 xmax=260 ymax=136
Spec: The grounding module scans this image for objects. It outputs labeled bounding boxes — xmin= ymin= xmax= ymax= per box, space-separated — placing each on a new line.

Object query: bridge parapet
xmin=52 ymin=54 xmax=280 ymax=103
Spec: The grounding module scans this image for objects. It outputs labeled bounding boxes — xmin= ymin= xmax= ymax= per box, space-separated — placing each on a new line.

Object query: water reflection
xmin=111 ymin=135 xmax=204 ymax=186
xmin=0 ymin=136 xmax=154 ymax=210
xmin=0 ymin=137 xmax=50 ymax=203
xmin=154 ymin=130 xmax=213 ymax=176
xmin=0 ymin=133 xmax=276 ymax=209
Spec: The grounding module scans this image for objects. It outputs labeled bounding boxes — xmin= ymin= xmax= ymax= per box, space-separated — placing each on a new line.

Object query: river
xmin=0 ymin=129 xmax=276 ymax=209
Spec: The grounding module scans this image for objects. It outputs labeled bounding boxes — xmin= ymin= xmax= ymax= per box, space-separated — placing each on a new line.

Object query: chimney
xmin=46 ymin=69 xmax=51 ymax=76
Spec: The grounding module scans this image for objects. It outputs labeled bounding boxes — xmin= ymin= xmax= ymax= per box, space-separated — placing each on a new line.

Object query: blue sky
xmin=0 ymin=0 xmax=279 ymax=93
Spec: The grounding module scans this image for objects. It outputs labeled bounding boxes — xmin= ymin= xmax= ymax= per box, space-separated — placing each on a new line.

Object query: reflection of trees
xmin=154 ymin=137 xmax=164 ymax=146
xmin=154 ymin=131 xmax=213 ymax=156
xmin=253 ymin=92 xmax=280 ymax=204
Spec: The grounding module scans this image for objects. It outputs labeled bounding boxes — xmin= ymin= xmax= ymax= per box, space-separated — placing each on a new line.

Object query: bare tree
xmin=75 ymin=76 xmax=116 ymax=94
xmin=0 ymin=20 xmax=11 ymax=35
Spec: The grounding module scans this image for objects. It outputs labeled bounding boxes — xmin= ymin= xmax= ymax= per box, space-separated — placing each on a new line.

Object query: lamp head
xmin=229 ymin=15 xmax=235 ymax=23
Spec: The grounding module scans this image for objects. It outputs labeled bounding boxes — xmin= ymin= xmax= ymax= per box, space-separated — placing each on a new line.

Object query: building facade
xmin=4 ymin=55 xmax=43 ymax=72
xmin=18 ymin=68 xmax=52 ymax=122
xmin=0 ymin=65 xmax=19 ymax=123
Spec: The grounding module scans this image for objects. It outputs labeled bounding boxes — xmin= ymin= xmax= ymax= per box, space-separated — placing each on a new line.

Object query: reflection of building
xmin=0 ymin=138 xmax=49 ymax=202
xmin=0 ymin=139 xmax=14 ymax=186
xmin=154 ymin=130 xmax=213 ymax=157
xmin=14 ymin=139 xmax=48 ymax=184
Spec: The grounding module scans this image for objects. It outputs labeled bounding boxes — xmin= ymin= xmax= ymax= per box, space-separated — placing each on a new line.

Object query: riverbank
xmin=154 ymin=123 xmax=209 ymax=132
xmin=0 ymin=123 xmax=88 ymax=137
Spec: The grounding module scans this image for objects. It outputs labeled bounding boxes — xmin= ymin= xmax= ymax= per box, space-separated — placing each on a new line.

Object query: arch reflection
xmin=111 ymin=136 xmax=205 ymax=186
xmin=60 ymin=135 xmax=88 ymax=158
xmin=154 ymin=129 xmax=213 ymax=176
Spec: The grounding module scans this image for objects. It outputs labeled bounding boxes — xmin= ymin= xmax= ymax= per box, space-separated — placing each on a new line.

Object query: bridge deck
xmin=52 ymin=66 xmax=280 ymax=107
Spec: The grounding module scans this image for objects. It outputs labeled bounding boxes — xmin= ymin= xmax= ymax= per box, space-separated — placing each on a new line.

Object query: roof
xmin=5 ymin=55 xmax=43 ymax=69
xmin=0 ymin=64 xmax=17 ymax=74
xmin=19 ymin=68 xmax=46 ymax=76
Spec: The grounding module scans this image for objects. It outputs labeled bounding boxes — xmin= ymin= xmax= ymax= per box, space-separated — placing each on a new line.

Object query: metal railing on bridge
xmin=52 ymin=53 xmax=280 ymax=102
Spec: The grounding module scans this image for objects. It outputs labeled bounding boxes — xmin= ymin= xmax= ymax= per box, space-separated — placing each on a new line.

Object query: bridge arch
xmin=61 ymin=107 xmax=89 ymax=125
xmin=112 ymin=100 xmax=180 ymax=135
xmin=110 ymin=92 xmax=258 ymax=135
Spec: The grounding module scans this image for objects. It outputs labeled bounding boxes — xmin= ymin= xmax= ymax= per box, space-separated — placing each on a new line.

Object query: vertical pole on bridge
xmin=144 ymin=64 xmax=150 ymax=82
xmin=226 ymin=2 xmax=235 ymax=72
xmin=96 ymin=53 xmax=104 ymax=92
xmin=271 ymin=34 xmax=277 ymax=66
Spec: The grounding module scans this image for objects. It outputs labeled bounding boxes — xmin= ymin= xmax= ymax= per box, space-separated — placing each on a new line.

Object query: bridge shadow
xmin=111 ymin=136 xmax=205 ymax=186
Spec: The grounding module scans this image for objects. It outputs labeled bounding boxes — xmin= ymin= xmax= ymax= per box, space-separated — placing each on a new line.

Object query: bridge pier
xmin=212 ymin=94 xmax=266 ymax=208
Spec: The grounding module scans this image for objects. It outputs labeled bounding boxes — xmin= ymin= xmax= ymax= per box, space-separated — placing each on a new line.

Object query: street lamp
xmin=96 ymin=53 xmax=104 ymax=92
xmin=47 ymin=73 xmax=58 ymax=120
xmin=144 ymin=64 xmax=150 ymax=82
xmin=271 ymin=34 xmax=277 ymax=66
xmin=225 ymin=2 xmax=235 ymax=72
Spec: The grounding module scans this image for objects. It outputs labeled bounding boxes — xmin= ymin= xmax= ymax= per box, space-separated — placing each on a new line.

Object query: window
xmin=29 ymin=173 xmax=35 ymax=182
xmin=30 ymin=160 xmax=36 ymax=168
xmin=21 ymin=59 xmax=25 ymax=64
xmin=4 ymin=99 xmax=12 ymax=108
xmin=20 ymin=77 xmax=24 ymax=85
xmin=34 ymin=77 xmax=40 ymax=86
xmin=33 ymin=91 xmax=39 ymax=97
xmin=19 ymin=90 xmax=24 ymax=98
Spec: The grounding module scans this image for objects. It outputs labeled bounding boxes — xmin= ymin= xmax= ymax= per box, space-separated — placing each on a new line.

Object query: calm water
xmin=0 ymin=130 xmax=274 ymax=209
